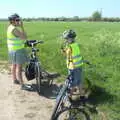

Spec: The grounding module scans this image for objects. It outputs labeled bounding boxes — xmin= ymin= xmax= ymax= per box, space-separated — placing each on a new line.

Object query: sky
xmin=0 ymin=0 xmax=120 ymax=18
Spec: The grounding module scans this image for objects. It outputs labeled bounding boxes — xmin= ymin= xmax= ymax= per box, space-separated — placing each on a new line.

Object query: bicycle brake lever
xmin=83 ymin=60 xmax=91 ymax=65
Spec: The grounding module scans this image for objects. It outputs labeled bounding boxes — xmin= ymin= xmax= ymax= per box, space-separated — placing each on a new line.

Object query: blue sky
xmin=0 ymin=0 xmax=119 ymax=18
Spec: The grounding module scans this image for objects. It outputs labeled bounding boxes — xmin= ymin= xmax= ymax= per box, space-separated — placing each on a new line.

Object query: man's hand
xmin=19 ymin=20 xmax=24 ymax=28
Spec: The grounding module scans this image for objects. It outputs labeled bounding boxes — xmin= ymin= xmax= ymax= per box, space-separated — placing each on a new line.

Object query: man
xmin=7 ymin=13 xmax=29 ymax=90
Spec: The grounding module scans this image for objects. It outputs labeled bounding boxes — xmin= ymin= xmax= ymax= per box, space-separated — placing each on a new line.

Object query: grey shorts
xmin=69 ymin=67 xmax=83 ymax=87
xmin=8 ymin=48 xmax=29 ymax=64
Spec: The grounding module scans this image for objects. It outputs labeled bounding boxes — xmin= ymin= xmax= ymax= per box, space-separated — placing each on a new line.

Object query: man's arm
xmin=12 ymin=20 xmax=27 ymax=40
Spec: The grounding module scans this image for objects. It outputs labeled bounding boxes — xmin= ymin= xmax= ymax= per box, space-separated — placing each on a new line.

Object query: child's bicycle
xmin=25 ymin=40 xmax=54 ymax=94
xmin=50 ymin=61 xmax=106 ymax=120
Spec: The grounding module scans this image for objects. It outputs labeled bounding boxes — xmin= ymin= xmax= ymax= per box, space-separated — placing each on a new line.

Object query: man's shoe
xmin=14 ymin=80 xmax=20 ymax=84
xmin=21 ymin=84 xmax=34 ymax=91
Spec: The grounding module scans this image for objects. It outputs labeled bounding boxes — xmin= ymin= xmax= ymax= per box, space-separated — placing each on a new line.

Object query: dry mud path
xmin=0 ymin=64 xmax=59 ymax=120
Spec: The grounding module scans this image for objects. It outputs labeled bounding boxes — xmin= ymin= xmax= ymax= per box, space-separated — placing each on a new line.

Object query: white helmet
xmin=63 ymin=29 xmax=76 ymax=39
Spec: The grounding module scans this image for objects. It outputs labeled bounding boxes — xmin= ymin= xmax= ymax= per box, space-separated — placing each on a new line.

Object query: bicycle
xmin=50 ymin=61 xmax=106 ymax=120
xmin=25 ymin=40 xmax=54 ymax=94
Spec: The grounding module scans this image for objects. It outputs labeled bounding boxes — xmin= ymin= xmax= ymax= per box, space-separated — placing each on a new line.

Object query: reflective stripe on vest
xmin=7 ymin=25 xmax=24 ymax=51
xmin=69 ymin=43 xmax=83 ymax=68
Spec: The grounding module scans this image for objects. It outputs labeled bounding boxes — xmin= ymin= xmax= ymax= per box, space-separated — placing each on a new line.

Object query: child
xmin=61 ymin=29 xmax=84 ymax=98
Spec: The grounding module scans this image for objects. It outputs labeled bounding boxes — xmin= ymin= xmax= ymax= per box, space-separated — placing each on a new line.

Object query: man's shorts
xmin=69 ymin=67 xmax=83 ymax=87
xmin=8 ymin=48 xmax=29 ymax=64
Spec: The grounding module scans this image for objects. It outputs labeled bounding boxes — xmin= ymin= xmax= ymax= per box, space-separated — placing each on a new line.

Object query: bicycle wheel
xmin=51 ymin=85 xmax=68 ymax=120
xmin=55 ymin=107 xmax=90 ymax=120
xmin=35 ymin=62 xmax=42 ymax=94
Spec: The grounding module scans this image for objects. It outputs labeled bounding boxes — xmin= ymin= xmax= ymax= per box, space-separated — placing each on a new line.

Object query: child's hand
xmin=61 ymin=47 xmax=66 ymax=53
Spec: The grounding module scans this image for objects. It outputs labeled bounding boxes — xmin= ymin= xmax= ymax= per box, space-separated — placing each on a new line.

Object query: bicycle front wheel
xmin=51 ymin=85 xmax=67 ymax=120
xmin=35 ymin=62 xmax=42 ymax=94
xmin=55 ymin=107 xmax=90 ymax=120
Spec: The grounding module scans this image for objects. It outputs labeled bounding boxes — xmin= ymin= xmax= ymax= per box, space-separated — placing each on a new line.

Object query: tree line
xmin=0 ymin=11 xmax=120 ymax=22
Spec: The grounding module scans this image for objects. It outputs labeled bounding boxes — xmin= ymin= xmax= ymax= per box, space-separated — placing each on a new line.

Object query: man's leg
xmin=16 ymin=64 xmax=23 ymax=84
xmin=16 ymin=64 xmax=34 ymax=91
xmin=11 ymin=64 xmax=17 ymax=81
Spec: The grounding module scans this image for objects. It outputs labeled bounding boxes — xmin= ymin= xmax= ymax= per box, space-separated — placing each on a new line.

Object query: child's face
xmin=65 ymin=38 xmax=74 ymax=43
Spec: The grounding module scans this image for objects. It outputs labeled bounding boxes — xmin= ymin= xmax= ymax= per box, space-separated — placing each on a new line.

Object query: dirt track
xmin=0 ymin=69 xmax=60 ymax=120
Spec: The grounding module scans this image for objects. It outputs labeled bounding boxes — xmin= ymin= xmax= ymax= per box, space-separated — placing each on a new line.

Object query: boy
xmin=61 ymin=29 xmax=84 ymax=98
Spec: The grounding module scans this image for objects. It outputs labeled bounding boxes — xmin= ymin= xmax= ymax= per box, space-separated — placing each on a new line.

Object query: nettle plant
xmin=91 ymin=29 xmax=120 ymax=57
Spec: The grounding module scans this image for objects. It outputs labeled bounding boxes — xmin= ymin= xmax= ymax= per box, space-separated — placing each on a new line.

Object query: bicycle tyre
xmin=51 ymin=85 xmax=67 ymax=120
xmin=35 ymin=62 xmax=42 ymax=94
xmin=55 ymin=107 xmax=90 ymax=120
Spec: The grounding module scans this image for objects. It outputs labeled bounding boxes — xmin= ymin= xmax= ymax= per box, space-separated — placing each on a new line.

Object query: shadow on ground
xmin=40 ymin=72 xmax=61 ymax=99
xmin=40 ymin=83 xmax=60 ymax=99
xmin=27 ymin=72 xmax=61 ymax=99
xmin=30 ymin=82 xmax=61 ymax=99
xmin=88 ymin=85 xmax=117 ymax=105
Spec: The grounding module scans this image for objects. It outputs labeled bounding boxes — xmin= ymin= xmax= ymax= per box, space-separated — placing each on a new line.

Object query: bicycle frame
xmin=25 ymin=40 xmax=44 ymax=93
xmin=56 ymin=76 xmax=72 ymax=103
xmin=51 ymin=61 xmax=93 ymax=120
xmin=51 ymin=75 xmax=91 ymax=120
xmin=30 ymin=41 xmax=39 ymax=59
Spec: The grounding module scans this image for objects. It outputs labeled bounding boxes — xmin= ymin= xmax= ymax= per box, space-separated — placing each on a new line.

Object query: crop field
xmin=0 ymin=21 xmax=120 ymax=119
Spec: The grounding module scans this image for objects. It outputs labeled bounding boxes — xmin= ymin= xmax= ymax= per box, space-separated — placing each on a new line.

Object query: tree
xmin=92 ymin=10 xmax=102 ymax=21
xmin=73 ymin=16 xmax=79 ymax=21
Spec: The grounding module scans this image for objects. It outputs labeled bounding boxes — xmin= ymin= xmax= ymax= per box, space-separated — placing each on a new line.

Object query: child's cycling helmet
xmin=63 ymin=29 xmax=76 ymax=39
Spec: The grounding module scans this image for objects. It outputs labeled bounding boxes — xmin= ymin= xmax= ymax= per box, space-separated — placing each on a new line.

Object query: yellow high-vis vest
xmin=7 ymin=25 xmax=24 ymax=51
xmin=66 ymin=43 xmax=83 ymax=69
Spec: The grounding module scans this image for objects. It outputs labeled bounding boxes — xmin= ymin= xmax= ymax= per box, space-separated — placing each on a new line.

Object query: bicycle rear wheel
xmin=35 ymin=62 xmax=42 ymax=94
xmin=55 ymin=107 xmax=90 ymax=120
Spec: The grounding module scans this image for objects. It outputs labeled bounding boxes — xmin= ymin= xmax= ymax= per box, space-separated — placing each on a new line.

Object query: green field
xmin=0 ymin=21 xmax=120 ymax=119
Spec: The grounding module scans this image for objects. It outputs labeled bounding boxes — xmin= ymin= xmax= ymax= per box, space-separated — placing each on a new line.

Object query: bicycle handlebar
xmin=25 ymin=40 xmax=44 ymax=47
xmin=82 ymin=60 xmax=91 ymax=65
